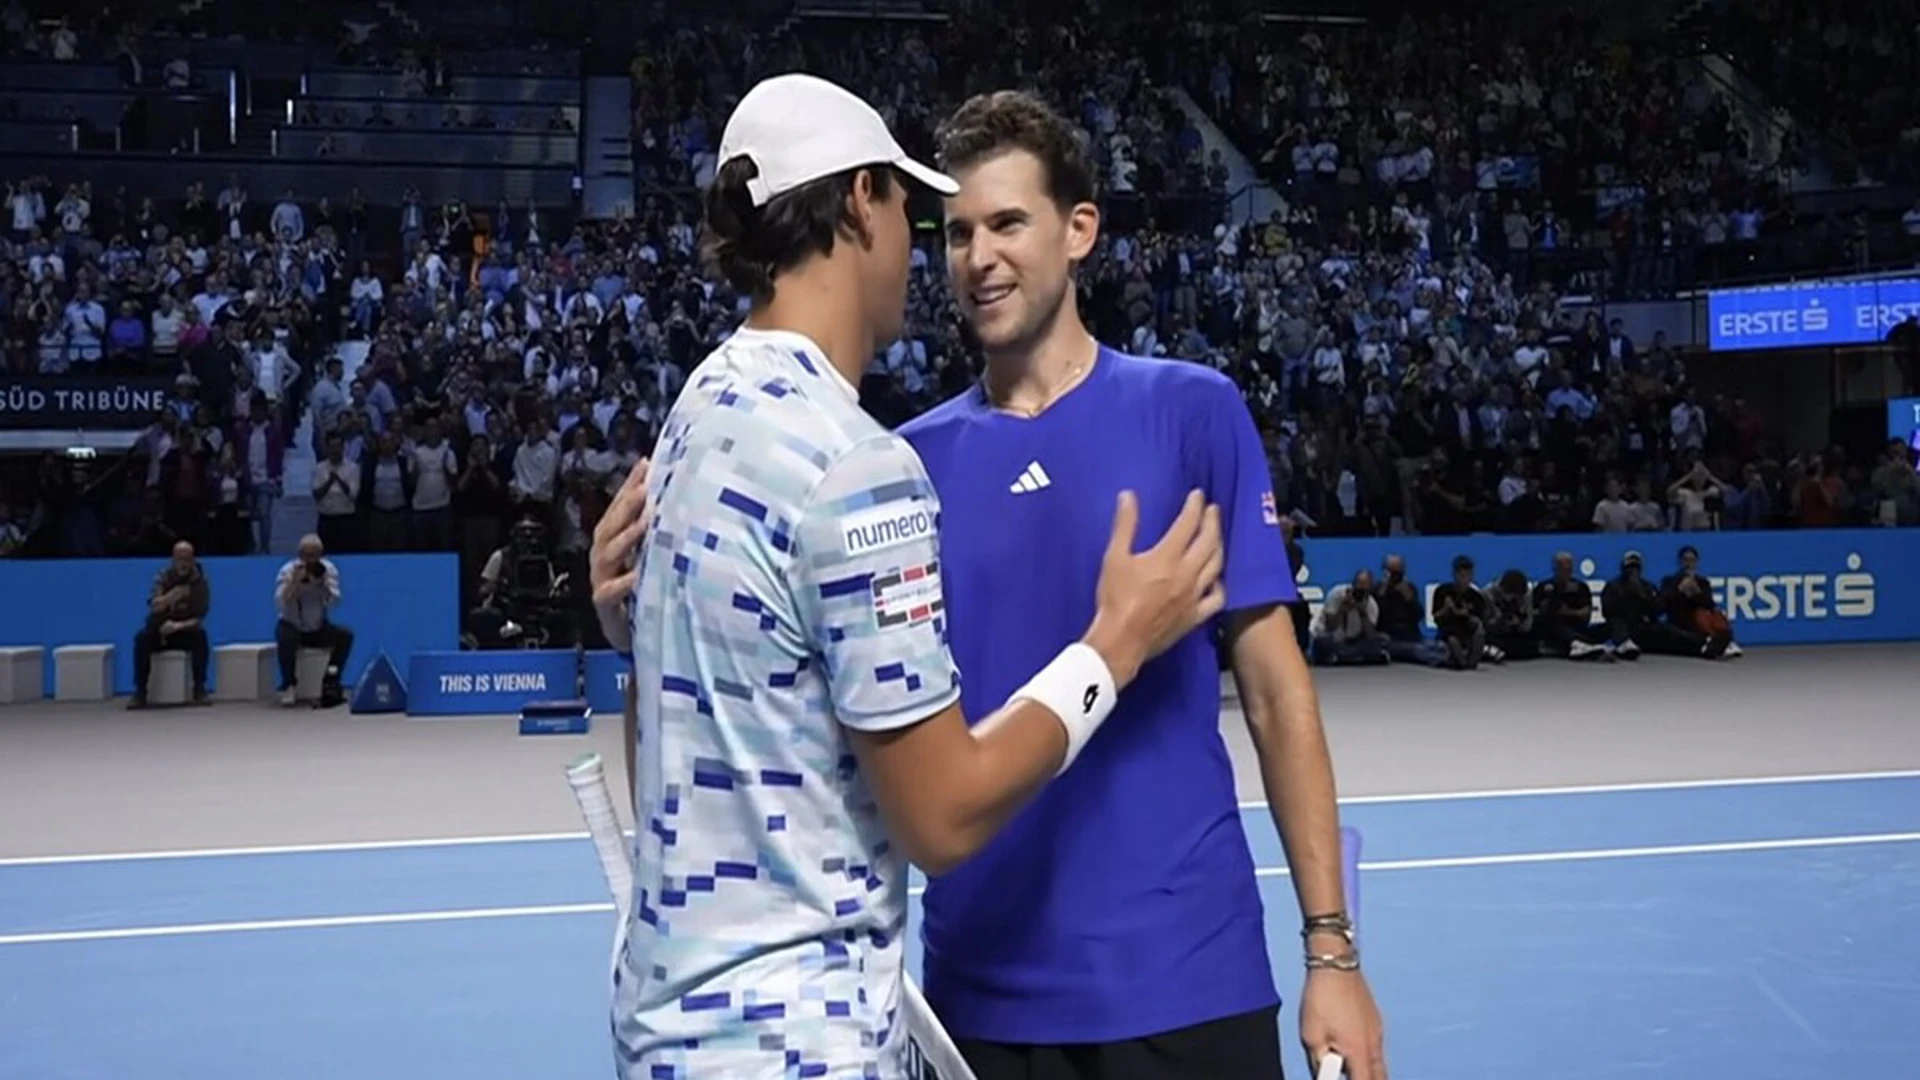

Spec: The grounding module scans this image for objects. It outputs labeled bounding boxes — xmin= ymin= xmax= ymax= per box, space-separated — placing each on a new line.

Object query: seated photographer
xmin=1375 ymin=555 xmax=1447 ymax=667
xmin=1659 ymin=545 xmax=1740 ymax=659
xmin=468 ymin=512 xmax=566 ymax=649
xmin=1429 ymin=555 xmax=1489 ymax=671
xmin=1532 ymin=551 xmax=1613 ymax=661
xmin=1481 ymin=569 xmax=1542 ymax=663
xmin=1310 ymin=569 xmax=1390 ymax=666
xmin=129 ymin=540 xmax=212 ymax=709
xmin=1600 ymin=551 xmax=1702 ymax=659
xmin=274 ymin=534 xmax=354 ymax=706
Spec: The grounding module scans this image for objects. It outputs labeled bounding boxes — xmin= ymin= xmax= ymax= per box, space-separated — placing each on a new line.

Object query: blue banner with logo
xmin=1291 ymin=528 xmax=1916 ymax=646
xmin=584 ymin=649 xmax=630 ymax=715
xmin=1890 ymin=396 xmax=1920 ymax=448
xmin=1708 ymin=276 xmax=1920 ymax=352
xmin=406 ymin=650 xmax=580 ymax=716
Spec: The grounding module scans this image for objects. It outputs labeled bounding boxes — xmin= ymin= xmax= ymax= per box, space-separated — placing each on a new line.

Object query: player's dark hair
xmin=934 ymin=90 xmax=1098 ymax=209
xmin=700 ymin=158 xmax=902 ymax=305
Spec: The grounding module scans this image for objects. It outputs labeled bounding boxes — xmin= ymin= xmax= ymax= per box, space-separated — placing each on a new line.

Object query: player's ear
xmin=1064 ymin=200 xmax=1100 ymax=262
xmin=844 ymin=168 xmax=880 ymax=250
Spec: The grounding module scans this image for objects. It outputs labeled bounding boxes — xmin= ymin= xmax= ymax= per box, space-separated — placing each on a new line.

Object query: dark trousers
xmin=956 ymin=1004 xmax=1284 ymax=1080
xmin=1487 ymin=631 xmax=1544 ymax=660
xmin=1607 ymin=616 xmax=1708 ymax=656
xmin=1435 ymin=616 xmax=1486 ymax=668
xmin=1539 ymin=620 xmax=1609 ymax=656
xmin=275 ymin=619 xmax=354 ymax=689
xmin=134 ymin=625 xmax=210 ymax=694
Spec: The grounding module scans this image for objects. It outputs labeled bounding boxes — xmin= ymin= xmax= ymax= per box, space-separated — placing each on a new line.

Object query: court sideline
xmin=2 ymin=644 xmax=1916 ymax=859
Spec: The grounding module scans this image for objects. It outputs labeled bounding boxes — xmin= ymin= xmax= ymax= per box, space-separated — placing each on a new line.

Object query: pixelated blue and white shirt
xmin=614 ymin=327 xmax=961 ymax=1079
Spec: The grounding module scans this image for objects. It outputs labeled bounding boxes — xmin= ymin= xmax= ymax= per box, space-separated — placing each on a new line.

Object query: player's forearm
xmin=1243 ymin=660 xmax=1347 ymax=920
xmin=931 ymin=701 xmax=1069 ymax=870
xmin=855 ymin=698 xmax=1067 ymax=878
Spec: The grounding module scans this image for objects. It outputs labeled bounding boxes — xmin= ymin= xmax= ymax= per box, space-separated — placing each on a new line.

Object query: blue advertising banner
xmin=1889 ymin=396 xmax=1920 ymax=449
xmin=406 ymin=650 xmax=581 ymax=716
xmin=584 ymin=649 xmax=630 ymax=715
xmin=1290 ymin=528 xmax=1915 ymax=646
xmin=0 ymin=554 xmax=458 ymax=696
xmin=1707 ymin=276 xmax=1920 ymax=352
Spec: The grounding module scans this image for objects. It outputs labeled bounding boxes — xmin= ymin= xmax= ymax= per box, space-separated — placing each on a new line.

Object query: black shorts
xmin=952 ymin=1004 xmax=1285 ymax=1080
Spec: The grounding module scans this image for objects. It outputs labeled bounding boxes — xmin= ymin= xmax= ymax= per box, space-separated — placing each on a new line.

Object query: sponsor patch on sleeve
xmin=1261 ymin=490 xmax=1280 ymax=526
xmin=870 ymin=560 xmax=944 ymax=630
xmin=839 ymin=500 xmax=937 ymax=559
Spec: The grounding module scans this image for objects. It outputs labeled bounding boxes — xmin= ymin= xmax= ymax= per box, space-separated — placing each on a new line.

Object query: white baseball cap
xmin=718 ymin=72 xmax=959 ymax=207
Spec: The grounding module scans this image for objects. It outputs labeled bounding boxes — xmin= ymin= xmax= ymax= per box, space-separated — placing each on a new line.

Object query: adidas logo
xmin=1009 ymin=460 xmax=1052 ymax=494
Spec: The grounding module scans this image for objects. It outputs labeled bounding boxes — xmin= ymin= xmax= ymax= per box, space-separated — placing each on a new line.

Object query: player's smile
xmin=970 ymin=283 xmax=1015 ymax=312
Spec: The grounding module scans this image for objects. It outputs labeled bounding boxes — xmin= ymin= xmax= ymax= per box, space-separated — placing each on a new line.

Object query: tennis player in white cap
xmin=605 ymin=71 xmax=1229 ymax=1080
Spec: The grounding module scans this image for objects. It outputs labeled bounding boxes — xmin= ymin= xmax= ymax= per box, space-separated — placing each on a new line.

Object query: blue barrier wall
xmin=1291 ymin=528 xmax=1917 ymax=645
xmin=0 ymin=554 xmax=459 ymax=695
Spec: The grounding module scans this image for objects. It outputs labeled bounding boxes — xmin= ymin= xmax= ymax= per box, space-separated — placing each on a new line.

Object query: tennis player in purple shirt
xmin=898 ymin=92 xmax=1387 ymax=1080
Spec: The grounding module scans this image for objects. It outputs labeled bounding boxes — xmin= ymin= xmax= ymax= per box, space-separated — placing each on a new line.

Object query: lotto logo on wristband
xmin=871 ymin=560 xmax=943 ymax=630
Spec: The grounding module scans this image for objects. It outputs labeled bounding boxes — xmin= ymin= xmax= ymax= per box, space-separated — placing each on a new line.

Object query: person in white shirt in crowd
xmin=308 ymin=356 xmax=350 ymax=442
xmin=5 ymin=178 xmax=42 ymax=239
xmin=312 ymin=434 xmax=362 ymax=553
xmin=510 ymin=416 xmax=559 ymax=518
xmin=349 ymin=262 xmax=384 ymax=336
xmin=63 ymin=283 xmax=106 ymax=364
xmin=54 ymin=183 xmax=88 ymax=234
xmin=270 ymin=189 xmax=304 ymax=243
xmin=1590 ymin=475 xmax=1638 ymax=533
xmin=363 ymin=430 xmax=412 ymax=551
xmin=1668 ymin=459 xmax=1725 ymax=532
xmin=273 ymin=534 xmax=353 ymax=708
xmin=410 ymin=418 xmax=459 ymax=550
xmin=149 ymin=293 xmax=184 ymax=360
xmin=1670 ymin=389 xmax=1707 ymax=456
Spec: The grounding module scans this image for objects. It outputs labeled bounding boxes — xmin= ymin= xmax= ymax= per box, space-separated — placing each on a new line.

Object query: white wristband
xmin=1010 ymin=642 xmax=1118 ymax=775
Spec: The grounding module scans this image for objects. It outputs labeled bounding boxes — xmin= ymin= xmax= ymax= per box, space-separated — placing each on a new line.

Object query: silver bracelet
xmin=1305 ymin=949 xmax=1362 ymax=972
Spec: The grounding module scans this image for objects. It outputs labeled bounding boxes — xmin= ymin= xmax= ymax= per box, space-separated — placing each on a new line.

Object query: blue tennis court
xmin=4 ymin=770 xmax=1916 ymax=1079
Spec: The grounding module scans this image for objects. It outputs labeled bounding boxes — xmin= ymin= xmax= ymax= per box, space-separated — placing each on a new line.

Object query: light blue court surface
xmin=3 ymin=772 xmax=1917 ymax=1080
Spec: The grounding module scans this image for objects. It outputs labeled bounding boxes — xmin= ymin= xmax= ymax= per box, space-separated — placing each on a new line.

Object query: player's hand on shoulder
xmin=589 ymin=457 xmax=652 ymax=651
xmin=1085 ymin=489 xmax=1225 ymax=686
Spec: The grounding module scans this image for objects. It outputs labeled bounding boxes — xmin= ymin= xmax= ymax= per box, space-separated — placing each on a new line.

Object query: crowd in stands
xmin=4 ymin=3 xmax=1918 ymax=575
xmin=1699 ymin=0 xmax=1919 ymax=185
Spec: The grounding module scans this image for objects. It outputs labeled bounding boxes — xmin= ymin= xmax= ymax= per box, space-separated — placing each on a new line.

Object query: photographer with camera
xmin=468 ymin=510 xmax=566 ymax=649
xmin=273 ymin=533 xmax=355 ymax=706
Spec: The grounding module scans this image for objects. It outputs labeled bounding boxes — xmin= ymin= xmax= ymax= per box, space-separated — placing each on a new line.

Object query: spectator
xmin=1481 ymin=569 xmax=1542 ymax=662
xmin=1659 ymin=545 xmax=1739 ymax=659
xmin=1532 ymin=550 xmax=1613 ymax=660
xmin=1310 ymin=568 xmax=1389 ymax=665
xmin=1869 ymin=438 xmax=1920 ymax=526
xmin=1374 ymin=555 xmax=1447 ymax=666
xmin=129 ymin=540 xmax=212 ymax=709
xmin=273 ymin=533 xmax=353 ymax=707
xmin=1599 ymin=551 xmax=1701 ymax=660
xmin=1429 ymin=554 xmax=1489 ymax=670
xmin=312 ymin=434 xmax=361 ymax=553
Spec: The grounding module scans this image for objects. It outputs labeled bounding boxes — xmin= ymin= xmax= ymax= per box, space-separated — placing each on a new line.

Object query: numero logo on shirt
xmin=1082 ymin=685 xmax=1099 ymax=714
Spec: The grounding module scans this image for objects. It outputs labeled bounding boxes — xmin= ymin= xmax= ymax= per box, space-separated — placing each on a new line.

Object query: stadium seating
xmin=0 ymin=0 xmax=1913 ymax=598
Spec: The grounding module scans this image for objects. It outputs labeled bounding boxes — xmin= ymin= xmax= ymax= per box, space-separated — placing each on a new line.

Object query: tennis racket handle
xmin=1315 ymin=1052 xmax=1345 ymax=1080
